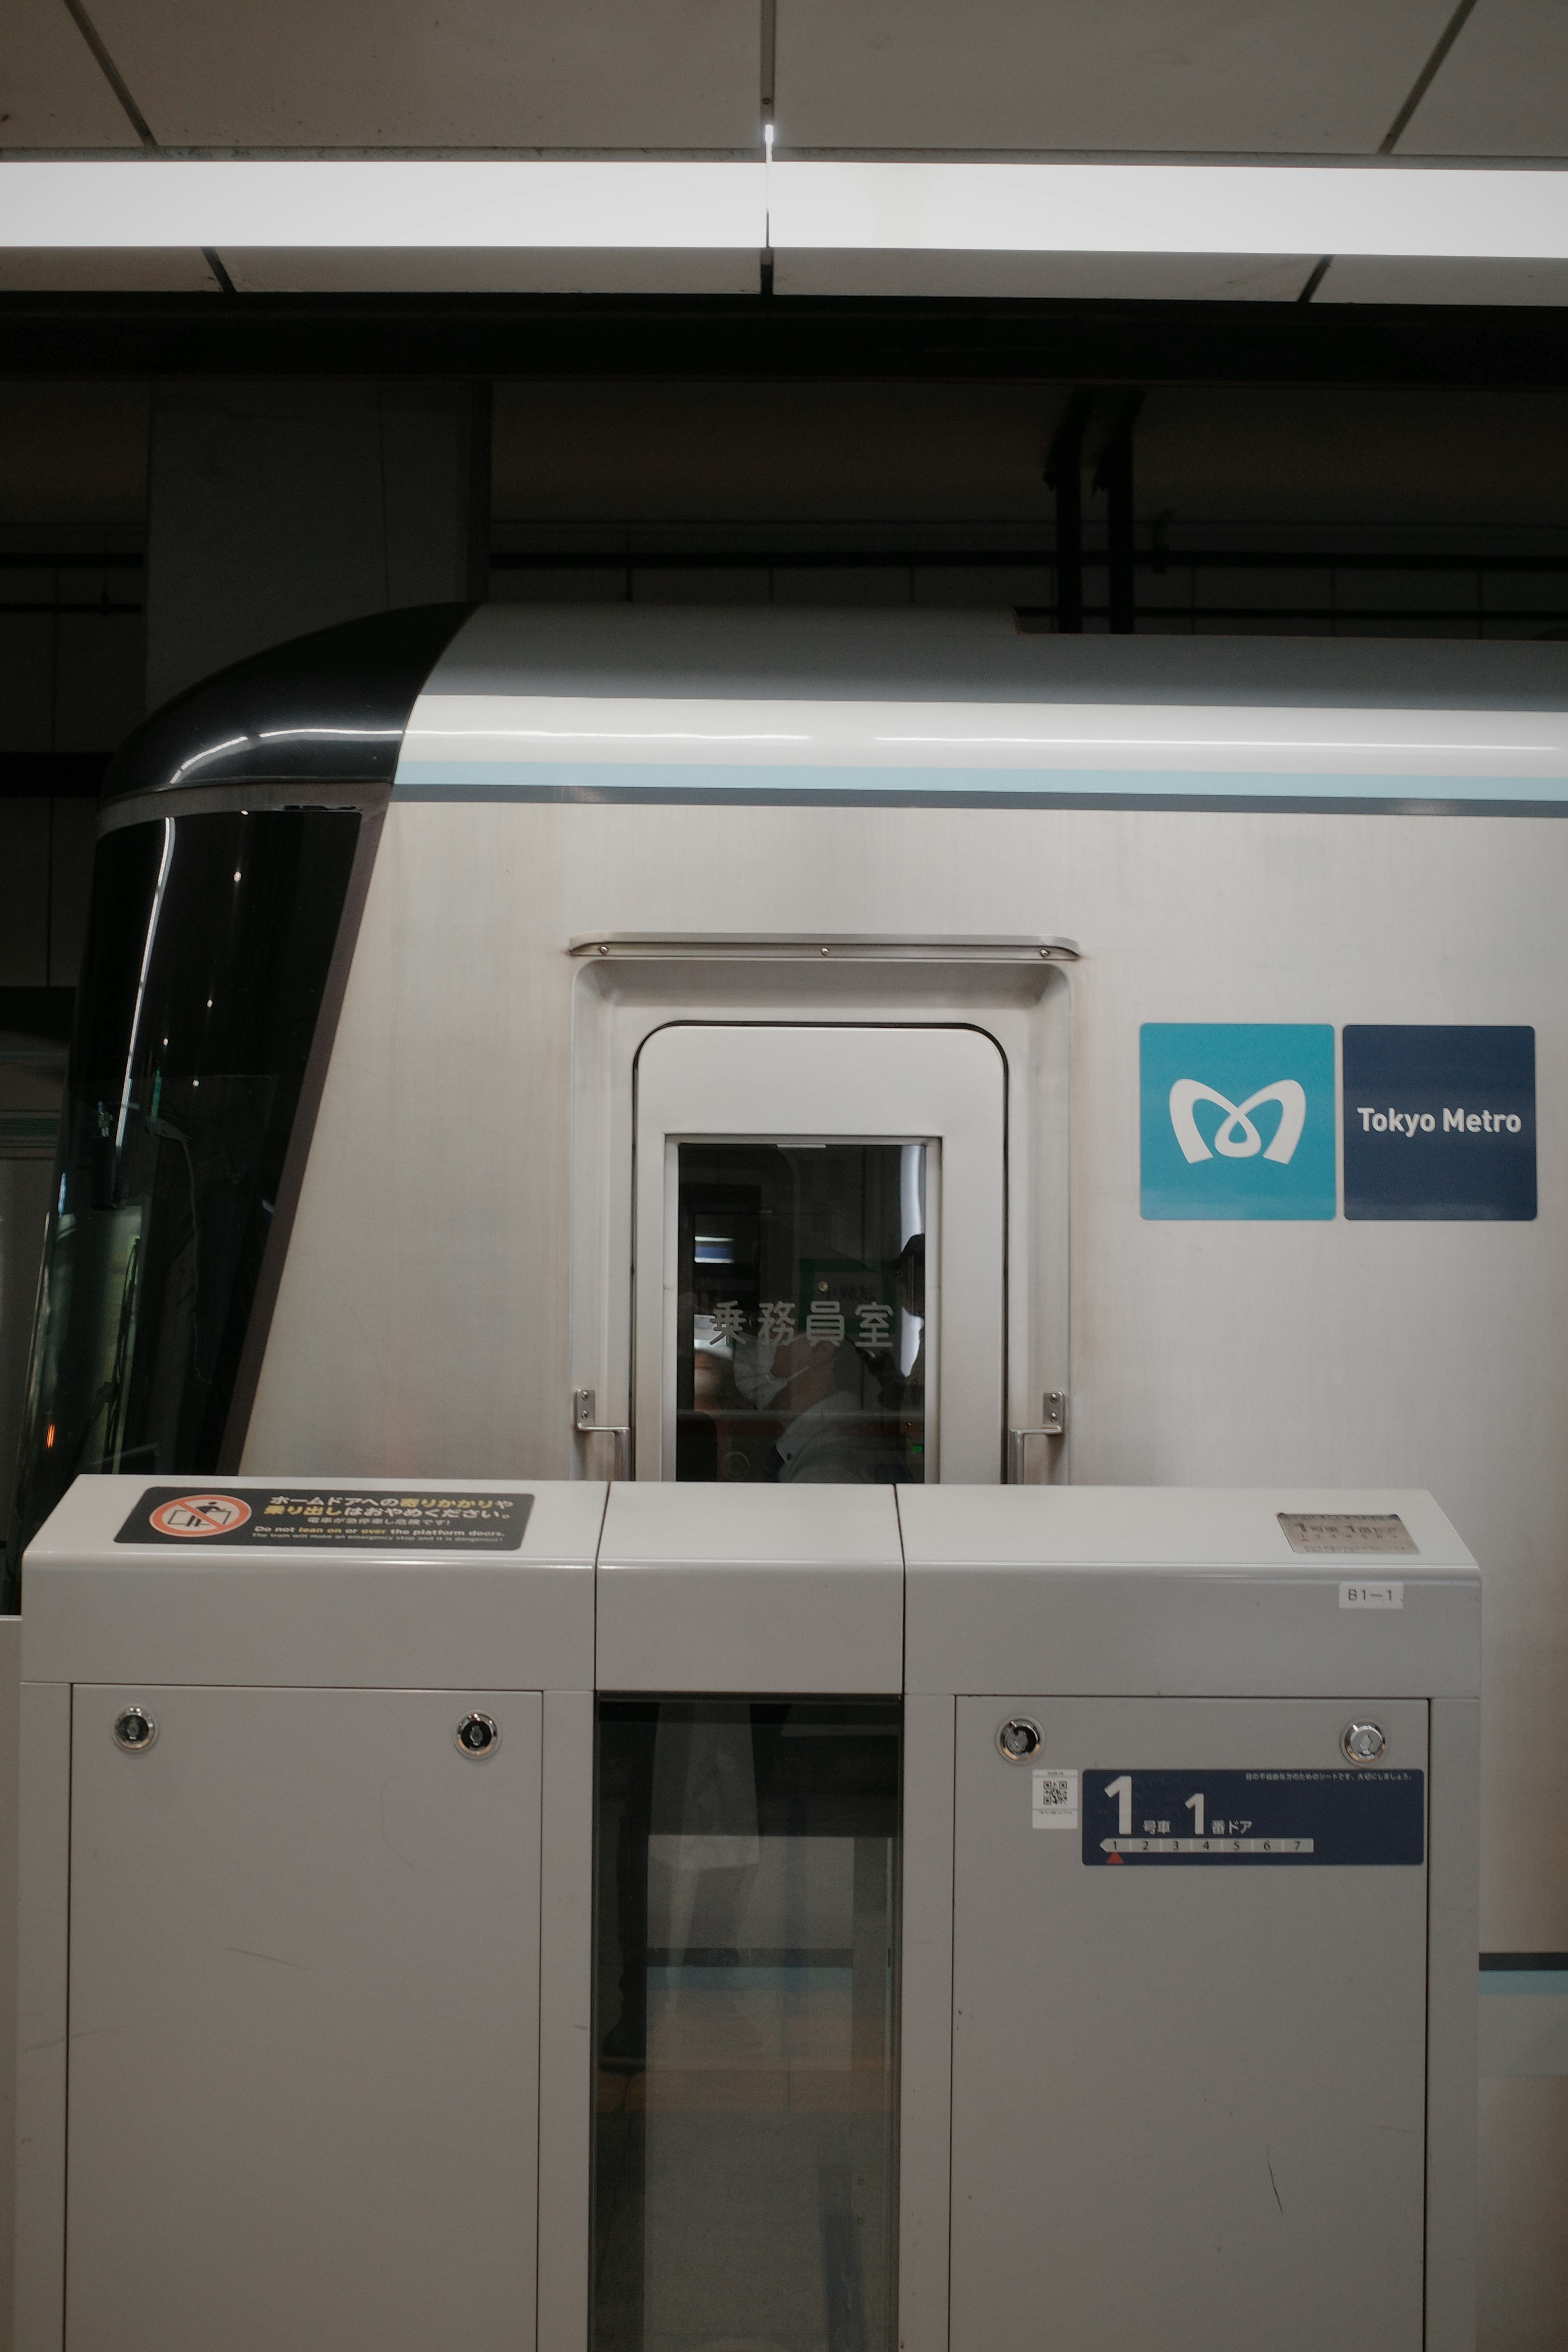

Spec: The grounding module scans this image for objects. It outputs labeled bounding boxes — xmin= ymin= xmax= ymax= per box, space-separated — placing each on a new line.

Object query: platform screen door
xmin=633 ymin=1025 xmax=1005 ymax=1483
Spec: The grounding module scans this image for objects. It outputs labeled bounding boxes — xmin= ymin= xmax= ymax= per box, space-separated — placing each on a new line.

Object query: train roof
xmin=102 ymin=600 xmax=1568 ymax=811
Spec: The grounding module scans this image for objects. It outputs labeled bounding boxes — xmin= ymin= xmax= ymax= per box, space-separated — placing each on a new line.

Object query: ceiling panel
xmin=775 ymin=0 xmax=1455 ymax=154
xmin=89 ymin=0 xmax=760 ymax=149
xmin=0 ymin=250 xmax=218 ymax=287
xmin=1392 ymin=0 xmax=1568 ymax=157
xmin=2 ymin=0 xmax=141 ymax=147
xmin=1315 ymin=254 xmax=1568 ymax=304
xmin=775 ymin=251 xmax=1315 ymax=299
xmin=217 ymin=249 xmax=760 ymax=292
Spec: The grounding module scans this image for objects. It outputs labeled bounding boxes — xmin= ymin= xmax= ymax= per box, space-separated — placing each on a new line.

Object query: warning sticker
xmin=117 ymin=1487 xmax=532 ymax=1550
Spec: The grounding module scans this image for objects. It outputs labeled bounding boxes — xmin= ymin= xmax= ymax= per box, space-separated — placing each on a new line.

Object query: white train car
xmin=11 ymin=601 xmax=1568 ymax=2327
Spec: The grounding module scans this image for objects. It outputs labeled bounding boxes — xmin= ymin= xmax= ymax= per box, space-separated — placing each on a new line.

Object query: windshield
xmin=5 ymin=805 xmax=361 ymax=1599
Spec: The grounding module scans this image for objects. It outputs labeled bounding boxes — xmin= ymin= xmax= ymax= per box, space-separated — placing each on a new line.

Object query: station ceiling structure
xmin=3 ymin=0 xmax=1567 ymax=317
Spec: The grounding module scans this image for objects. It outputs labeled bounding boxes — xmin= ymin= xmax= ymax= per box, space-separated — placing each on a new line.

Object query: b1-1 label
xmin=1082 ymin=1768 xmax=1424 ymax=1866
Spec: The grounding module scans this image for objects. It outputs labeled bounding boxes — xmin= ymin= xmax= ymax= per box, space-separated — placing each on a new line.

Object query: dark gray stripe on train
xmin=392 ymin=784 xmax=1568 ymax=817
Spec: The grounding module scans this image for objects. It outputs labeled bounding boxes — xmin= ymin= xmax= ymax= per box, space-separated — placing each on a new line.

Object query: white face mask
xmin=728 ymin=1331 xmax=787 ymax=1409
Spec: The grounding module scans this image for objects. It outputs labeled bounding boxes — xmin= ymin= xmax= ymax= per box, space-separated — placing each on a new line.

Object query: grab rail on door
xmin=572 ymin=1387 xmax=633 ymax=1480
xmin=1007 ymin=1391 xmax=1067 ymax=1483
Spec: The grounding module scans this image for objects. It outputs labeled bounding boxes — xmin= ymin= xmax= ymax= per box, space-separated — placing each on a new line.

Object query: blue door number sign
xmin=1342 ymin=1025 xmax=1535 ymax=1221
xmin=1082 ymin=1768 xmax=1425 ymax=1866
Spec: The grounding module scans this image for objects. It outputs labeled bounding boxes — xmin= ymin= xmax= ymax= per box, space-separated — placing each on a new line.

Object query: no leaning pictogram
xmin=146 ymin=1493 xmax=253 ymax=1539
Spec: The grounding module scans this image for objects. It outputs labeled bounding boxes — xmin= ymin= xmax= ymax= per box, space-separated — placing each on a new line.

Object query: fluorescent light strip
xmin=771 ymin=162 xmax=1568 ymax=260
xmin=4 ymin=158 xmax=1568 ymax=258
xmin=0 ymin=160 xmax=766 ymax=250
xmin=403 ymin=696 xmax=1568 ymax=775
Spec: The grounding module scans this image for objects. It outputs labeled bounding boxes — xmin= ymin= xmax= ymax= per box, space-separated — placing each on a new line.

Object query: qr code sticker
xmin=1032 ymin=1767 xmax=1079 ymax=1829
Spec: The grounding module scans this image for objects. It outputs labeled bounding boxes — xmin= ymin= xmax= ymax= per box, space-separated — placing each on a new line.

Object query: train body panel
xmin=243 ymin=781 xmax=1567 ymax=1952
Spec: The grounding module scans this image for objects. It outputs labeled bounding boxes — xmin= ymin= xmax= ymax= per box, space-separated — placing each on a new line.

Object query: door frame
xmin=566 ymin=938 xmax=1074 ymax=1485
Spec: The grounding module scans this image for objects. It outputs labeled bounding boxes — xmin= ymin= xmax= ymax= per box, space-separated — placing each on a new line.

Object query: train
xmin=10 ymin=598 xmax=1568 ymax=2318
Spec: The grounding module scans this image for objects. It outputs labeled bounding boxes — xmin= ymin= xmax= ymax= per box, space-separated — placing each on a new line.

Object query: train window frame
xmin=632 ymin=1024 xmax=1005 ymax=1484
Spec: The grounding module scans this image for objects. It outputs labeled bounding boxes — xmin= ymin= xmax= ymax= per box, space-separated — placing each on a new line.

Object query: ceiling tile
xmin=2 ymin=0 xmax=141 ymax=147
xmin=0 ymin=249 xmax=219 ymax=287
xmin=775 ymin=251 xmax=1316 ymax=298
xmin=89 ymin=0 xmax=760 ymax=148
xmin=1392 ymin=0 xmax=1568 ymax=157
xmin=217 ymin=249 xmax=760 ymax=292
xmin=1315 ymin=254 xmax=1568 ymax=304
xmin=775 ymin=0 xmax=1457 ymax=154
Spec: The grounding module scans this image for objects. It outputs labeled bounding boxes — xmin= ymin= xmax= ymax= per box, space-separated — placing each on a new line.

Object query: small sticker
xmin=1032 ymin=1767 xmax=1079 ymax=1829
xmin=1278 ymin=1511 xmax=1417 ymax=1555
xmin=1340 ymin=1581 xmax=1404 ymax=1610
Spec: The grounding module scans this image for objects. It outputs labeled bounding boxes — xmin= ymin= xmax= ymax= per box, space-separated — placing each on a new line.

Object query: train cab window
xmin=633 ymin=1024 xmax=1004 ymax=1483
xmin=6 ymin=806 xmax=362 ymax=1594
xmin=675 ymin=1143 xmax=927 ymax=1485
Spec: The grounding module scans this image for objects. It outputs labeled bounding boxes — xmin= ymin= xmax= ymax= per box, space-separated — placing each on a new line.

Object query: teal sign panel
xmin=1141 ymin=1023 xmax=1337 ymax=1220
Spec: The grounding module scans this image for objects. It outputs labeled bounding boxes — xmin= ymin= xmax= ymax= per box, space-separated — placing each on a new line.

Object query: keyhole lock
xmin=997 ymin=1716 xmax=1042 ymax=1763
xmin=455 ymin=1711 xmax=501 ymax=1760
xmin=112 ymin=1706 xmax=158 ymax=1753
xmin=1341 ymin=1721 xmax=1388 ymax=1763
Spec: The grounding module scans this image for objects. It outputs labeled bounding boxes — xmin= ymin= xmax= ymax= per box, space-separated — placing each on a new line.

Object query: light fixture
xmin=2 ymin=158 xmax=1568 ymax=259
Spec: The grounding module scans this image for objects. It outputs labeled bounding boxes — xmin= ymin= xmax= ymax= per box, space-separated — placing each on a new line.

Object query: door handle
xmin=1008 ymin=1391 xmax=1067 ymax=1483
xmin=573 ymin=1387 xmax=633 ymax=1479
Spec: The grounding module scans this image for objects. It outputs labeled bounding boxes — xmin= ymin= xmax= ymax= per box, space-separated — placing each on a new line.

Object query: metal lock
xmin=997 ymin=1716 xmax=1042 ymax=1763
xmin=1341 ymin=1720 xmax=1388 ymax=1763
xmin=112 ymin=1706 xmax=158 ymax=1753
xmin=455 ymin=1711 xmax=501 ymax=1760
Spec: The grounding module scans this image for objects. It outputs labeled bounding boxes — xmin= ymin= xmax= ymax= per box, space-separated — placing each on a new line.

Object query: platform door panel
xmin=949 ymin=1695 xmax=1430 ymax=2352
xmin=66 ymin=1684 xmax=543 ymax=2352
xmin=633 ymin=1023 xmax=1005 ymax=1484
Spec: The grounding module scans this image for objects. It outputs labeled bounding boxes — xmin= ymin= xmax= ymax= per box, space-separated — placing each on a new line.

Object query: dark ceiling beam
xmin=5 ymin=291 xmax=1568 ymax=385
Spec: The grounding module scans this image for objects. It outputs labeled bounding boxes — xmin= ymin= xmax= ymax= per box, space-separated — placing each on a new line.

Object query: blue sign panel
xmin=1082 ymin=1768 xmax=1425 ymax=1866
xmin=1140 ymin=1023 xmax=1336 ymax=1220
xmin=1342 ymin=1025 xmax=1536 ymax=1221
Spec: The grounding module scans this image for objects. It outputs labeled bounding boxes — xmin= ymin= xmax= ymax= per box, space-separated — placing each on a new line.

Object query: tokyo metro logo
xmin=1141 ymin=1026 xmax=1335 ymax=1219
xmin=1167 ymin=1079 xmax=1307 ymax=1167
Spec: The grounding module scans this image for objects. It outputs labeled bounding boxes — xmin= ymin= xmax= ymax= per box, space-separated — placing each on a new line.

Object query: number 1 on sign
xmin=1105 ymin=1775 xmax=1133 ymax=1836
xmin=1184 ymin=1792 xmax=1205 ymax=1837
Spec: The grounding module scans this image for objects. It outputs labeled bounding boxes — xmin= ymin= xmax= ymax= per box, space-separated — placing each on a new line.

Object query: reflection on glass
xmin=675 ymin=1143 xmax=926 ymax=1485
xmin=594 ymin=1701 xmax=900 ymax=2352
xmin=6 ymin=808 xmax=360 ymax=1598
